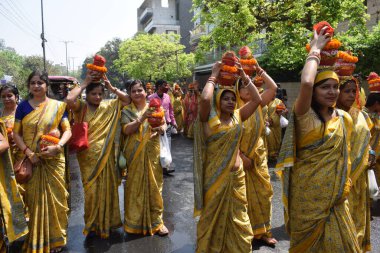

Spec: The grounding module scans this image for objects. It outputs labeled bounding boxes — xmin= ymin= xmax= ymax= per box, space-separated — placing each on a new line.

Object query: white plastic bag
xmin=171 ymin=127 xmax=178 ymax=135
xmin=280 ymin=115 xmax=289 ymax=128
xmin=265 ymin=126 xmax=271 ymax=136
xmin=368 ymin=169 xmax=379 ymax=199
xmin=159 ymin=131 xmax=172 ymax=168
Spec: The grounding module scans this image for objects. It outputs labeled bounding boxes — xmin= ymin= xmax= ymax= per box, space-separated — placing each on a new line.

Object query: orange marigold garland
xmin=39 ymin=129 xmax=61 ymax=150
xmin=86 ymin=54 xmax=108 ymax=74
xmin=238 ymin=46 xmax=257 ymax=76
xmin=368 ymin=72 xmax=380 ymax=93
xmin=219 ymin=51 xmax=239 ymax=87
xmin=334 ymin=51 xmax=358 ymax=77
xmin=336 ymin=51 xmax=358 ymax=63
xmin=148 ymin=98 xmax=165 ymax=128
xmin=306 ymin=22 xmax=341 ymax=67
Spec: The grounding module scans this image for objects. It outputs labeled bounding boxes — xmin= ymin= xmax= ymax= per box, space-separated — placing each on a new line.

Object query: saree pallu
xmin=75 ymin=99 xmax=122 ymax=238
xmin=121 ymin=103 xmax=164 ymax=235
xmin=0 ymin=120 xmax=28 ymax=252
xmin=194 ymin=110 xmax=253 ymax=253
xmin=14 ymin=100 xmax=69 ymax=253
xmin=0 ymin=115 xmax=18 ymax=163
xmin=368 ymin=113 xmax=380 ymax=186
xmin=267 ymin=99 xmax=283 ymax=158
xmin=347 ymin=108 xmax=371 ymax=252
xmin=240 ymin=107 xmax=273 ymax=237
xmin=173 ymin=97 xmax=184 ymax=131
xmin=276 ymin=109 xmax=360 ymax=253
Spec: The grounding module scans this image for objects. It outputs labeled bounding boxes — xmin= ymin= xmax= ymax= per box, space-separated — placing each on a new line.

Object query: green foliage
xmin=116 ymin=33 xmax=195 ymax=81
xmin=339 ymin=22 xmax=380 ymax=76
xmin=192 ymin=0 xmax=369 ymax=79
xmin=0 ymin=41 xmax=68 ymax=98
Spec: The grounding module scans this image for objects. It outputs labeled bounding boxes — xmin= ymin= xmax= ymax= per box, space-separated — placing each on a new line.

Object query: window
xmin=175 ymin=0 xmax=180 ymax=20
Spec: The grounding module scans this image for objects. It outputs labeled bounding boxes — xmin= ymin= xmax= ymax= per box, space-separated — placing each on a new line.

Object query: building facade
xmin=137 ymin=0 xmax=193 ymax=52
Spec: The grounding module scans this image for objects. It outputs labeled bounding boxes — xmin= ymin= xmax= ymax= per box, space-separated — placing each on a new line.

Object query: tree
xmin=192 ymin=0 xmax=368 ymax=80
xmin=116 ymin=33 xmax=195 ymax=81
xmin=339 ymin=22 xmax=380 ymax=76
xmin=80 ymin=38 xmax=127 ymax=88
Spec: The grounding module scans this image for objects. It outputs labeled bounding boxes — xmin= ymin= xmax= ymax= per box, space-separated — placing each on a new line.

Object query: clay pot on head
xmin=320 ymin=50 xmax=339 ymax=66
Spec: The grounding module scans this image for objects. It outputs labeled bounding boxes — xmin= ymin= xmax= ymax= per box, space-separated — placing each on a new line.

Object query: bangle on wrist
xmin=306 ymin=55 xmax=321 ymax=65
xmin=308 ymin=51 xmax=321 ymax=59
xmin=23 ymin=146 xmax=29 ymax=154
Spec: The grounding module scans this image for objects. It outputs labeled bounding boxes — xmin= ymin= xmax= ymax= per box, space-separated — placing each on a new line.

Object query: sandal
xmin=157 ymin=225 xmax=169 ymax=236
xmin=50 ymin=247 xmax=63 ymax=253
xmin=260 ymin=235 xmax=278 ymax=246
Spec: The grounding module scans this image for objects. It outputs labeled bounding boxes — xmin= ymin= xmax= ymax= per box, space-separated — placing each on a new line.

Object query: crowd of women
xmin=0 ymin=23 xmax=379 ymax=253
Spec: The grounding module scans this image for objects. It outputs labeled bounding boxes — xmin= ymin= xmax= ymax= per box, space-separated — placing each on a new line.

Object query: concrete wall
xmin=368 ymin=0 xmax=380 ymax=29
xmin=178 ymin=0 xmax=194 ymax=52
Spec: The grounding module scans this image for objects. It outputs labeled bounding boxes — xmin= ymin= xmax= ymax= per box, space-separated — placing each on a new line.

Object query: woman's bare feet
xmin=158 ymin=225 xmax=169 ymax=236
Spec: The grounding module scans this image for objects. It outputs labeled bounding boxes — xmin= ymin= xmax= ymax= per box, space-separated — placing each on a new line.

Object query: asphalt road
xmin=10 ymin=134 xmax=380 ymax=252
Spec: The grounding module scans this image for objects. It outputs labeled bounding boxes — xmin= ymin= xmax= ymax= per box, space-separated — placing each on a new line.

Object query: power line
xmin=3 ymin=0 xmax=38 ymax=34
xmin=0 ymin=7 xmax=39 ymax=40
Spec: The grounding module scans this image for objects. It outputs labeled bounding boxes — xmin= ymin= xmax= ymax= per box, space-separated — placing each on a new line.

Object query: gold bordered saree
xmin=347 ymin=107 xmax=372 ymax=252
xmin=240 ymin=105 xmax=274 ymax=237
xmin=0 ymin=119 xmax=28 ymax=253
xmin=194 ymin=89 xmax=253 ymax=253
xmin=14 ymin=99 xmax=69 ymax=253
xmin=173 ymin=96 xmax=184 ymax=131
xmin=367 ymin=111 xmax=380 ymax=186
xmin=121 ymin=103 xmax=164 ymax=235
xmin=276 ymin=108 xmax=360 ymax=253
xmin=0 ymin=114 xmax=18 ymax=163
xmin=75 ymin=99 xmax=122 ymax=238
xmin=267 ymin=98 xmax=283 ymax=158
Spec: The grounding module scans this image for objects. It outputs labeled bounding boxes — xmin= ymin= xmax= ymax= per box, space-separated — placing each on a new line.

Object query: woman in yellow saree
xmin=13 ymin=70 xmax=72 ymax=253
xmin=183 ymin=82 xmax=199 ymax=139
xmin=0 ymin=84 xmax=20 ymax=162
xmin=365 ymin=80 xmax=380 ymax=188
xmin=66 ymin=71 xmax=130 ymax=239
xmin=173 ymin=85 xmax=184 ymax=133
xmin=266 ymin=97 xmax=286 ymax=160
xmin=0 ymin=120 xmax=28 ymax=253
xmin=238 ymin=62 xmax=278 ymax=245
xmin=337 ymin=77 xmax=372 ymax=252
xmin=276 ymin=28 xmax=360 ymax=253
xmin=121 ymin=80 xmax=169 ymax=236
xmin=194 ymin=61 xmax=262 ymax=253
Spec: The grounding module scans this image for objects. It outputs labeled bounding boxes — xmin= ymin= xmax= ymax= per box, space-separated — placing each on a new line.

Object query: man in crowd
xmin=148 ymin=79 xmax=177 ymax=175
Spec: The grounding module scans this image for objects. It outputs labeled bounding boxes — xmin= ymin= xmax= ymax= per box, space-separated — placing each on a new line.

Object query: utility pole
xmin=61 ymin=41 xmax=73 ymax=75
xmin=69 ymin=57 xmax=77 ymax=76
xmin=40 ymin=0 xmax=47 ymax=71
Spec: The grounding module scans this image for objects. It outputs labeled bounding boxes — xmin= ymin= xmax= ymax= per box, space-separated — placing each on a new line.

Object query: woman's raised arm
xmin=295 ymin=27 xmax=331 ymax=116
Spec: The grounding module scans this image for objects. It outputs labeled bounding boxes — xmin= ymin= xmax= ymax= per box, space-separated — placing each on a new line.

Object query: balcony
xmin=139 ymin=8 xmax=153 ymax=24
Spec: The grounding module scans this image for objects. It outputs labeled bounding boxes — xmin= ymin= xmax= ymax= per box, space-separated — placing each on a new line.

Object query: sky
xmin=0 ymin=0 xmax=144 ymax=71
